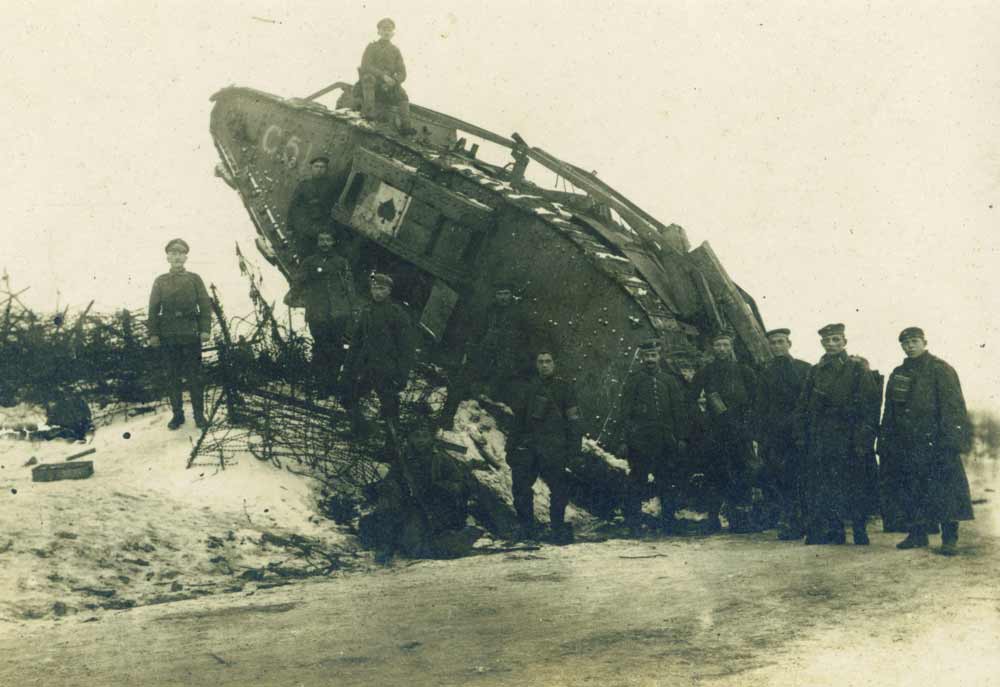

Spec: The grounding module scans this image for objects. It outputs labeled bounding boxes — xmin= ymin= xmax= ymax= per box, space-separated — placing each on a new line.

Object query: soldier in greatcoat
xmin=757 ymin=328 xmax=812 ymax=540
xmin=357 ymin=18 xmax=415 ymax=135
xmin=286 ymin=155 xmax=344 ymax=258
xmin=293 ymin=231 xmax=356 ymax=396
xmin=688 ymin=332 xmax=758 ymax=533
xmin=343 ymin=273 xmax=416 ymax=435
xmin=508 ymin=349 xmax=582 ymax=544
xmin=617 ymin=340 xmax=689 ymax=536
xmin=147 ymin=238 xmax=212 ymax=429
xmin=879 ymin=327 xmax=974 ymax=555
xmin=795 ymin=323 xmax=880 ymax=545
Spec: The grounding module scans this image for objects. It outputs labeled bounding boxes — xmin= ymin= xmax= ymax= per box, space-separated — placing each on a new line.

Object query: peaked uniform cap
xmin=818 ymin=323 xmax=845 ymax=337
xmin=165 ymin=238 xmax=190 ymax=253
xmin=711 ymin=331 xmax=734 ymax=343
xmin=638 ymin=340 xmax=661 ymax=352
xmin=309 ymin=154 xmax=330 ymax=165
xmin=766 ymin=328 xmax=791 ymax=338
xmin=377 ymin=17 xmax=395 ymax=29
xmin=898 ymin=326 xmax=926 ymax=342
xmin=371 ymin=273 xmax=394 ymax=287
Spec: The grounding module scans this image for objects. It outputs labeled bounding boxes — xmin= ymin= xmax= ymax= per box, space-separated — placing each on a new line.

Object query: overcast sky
xmin=2 ymin=1 xmax=997 ymax=408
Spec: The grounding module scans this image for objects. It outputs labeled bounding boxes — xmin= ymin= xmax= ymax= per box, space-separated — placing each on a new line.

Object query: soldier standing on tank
xmin=294 ymin=231 xmax=356 ymax=396
xmin=879 ymin=327 xmax=974 ymax=555
xmin=617 ymin=341 xmax=689 ymax=537
xmin=343 ymin=273 xmax=416 ymax=436
xmin=795 ymin=323 xmax=880 ymax=545
xmin=286 ymin=155 xmax=342 ymax=258
xmin=757 ymin=328 xmax=812 ymax=540
xmin=147 ymin=239 xmax=212 ymax=430
xmin=358 ymin=18 xmax=416 ymax=135
xmin=688 ymin=332 xmax=759 ymax=533
xmin=508 ymin=349 xmax=582 ymax=544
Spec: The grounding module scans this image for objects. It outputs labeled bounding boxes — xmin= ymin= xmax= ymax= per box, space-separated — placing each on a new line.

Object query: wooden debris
xmin=32 ymin=460 xmax=94 ymax=482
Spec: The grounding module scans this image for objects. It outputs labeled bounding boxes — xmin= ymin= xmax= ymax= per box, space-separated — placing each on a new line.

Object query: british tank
xmin=208 ymin=83 xmax=772 ymax=442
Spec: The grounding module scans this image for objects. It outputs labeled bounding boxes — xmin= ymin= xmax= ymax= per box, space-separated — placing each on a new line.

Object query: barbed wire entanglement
xmin=186 ymin=244 xmax=450 ymax=519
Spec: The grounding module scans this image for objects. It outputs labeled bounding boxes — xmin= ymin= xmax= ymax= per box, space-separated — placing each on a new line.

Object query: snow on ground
xmin=0 ymin=408 xmax=357 ymax=623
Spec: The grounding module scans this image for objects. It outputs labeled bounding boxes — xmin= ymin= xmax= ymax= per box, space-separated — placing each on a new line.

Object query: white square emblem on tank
xmin=351 ymin=181 xmax=412 ymax=238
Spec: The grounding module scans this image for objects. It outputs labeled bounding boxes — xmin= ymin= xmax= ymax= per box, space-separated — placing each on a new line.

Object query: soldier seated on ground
xmin=356 ymin=18 xmax=416 ymax=135
xmin=359 ymin=417 xmax=482 ymax=563
xmin=38 ymin=386 xmax=94 ymax=441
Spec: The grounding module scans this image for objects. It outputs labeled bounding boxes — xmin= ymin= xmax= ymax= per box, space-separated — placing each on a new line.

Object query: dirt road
xmin=3 ymin=460 xmax=998 ymax=687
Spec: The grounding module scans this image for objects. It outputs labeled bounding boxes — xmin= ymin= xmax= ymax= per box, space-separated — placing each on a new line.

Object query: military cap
xmin=817 ymin=323 xmax=845 ymax=337
xmin=710 ymin=331 xmax=734 ymax=343
xmin=371 ymin=273 xmax=394 ymax=287
xmin=309 ymin=154 xmax=330 ymax=165
xmin=898 ymin=326 xmax=926 ymax=342
xmin=164 ymin=238 xmax=190 ymax=253
xmin=766 ymin=328 xmax=791 ymax=338
xmin=377 ymin=17 xmax=395 ymax=30
xmin=638 ymin=339 xmax=661 ymax=352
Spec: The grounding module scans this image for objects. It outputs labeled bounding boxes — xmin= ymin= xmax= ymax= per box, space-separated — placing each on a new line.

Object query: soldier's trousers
xmin=349 ymin=372 xmax=401 ymax=431
xmin=162 ymin=341 xmax=204 ymax=418
xmin=624 ymin=452 xmax=683 ymax=526
xmin=508 ymin=445 xmax=570 ymax=528
xmin=760 ymin=440 xmax=803 ymax=529
xmin=308 ymin=317 xmax=351 ymax=392
xmin=359 ymin=75 xmax=412 ymax=127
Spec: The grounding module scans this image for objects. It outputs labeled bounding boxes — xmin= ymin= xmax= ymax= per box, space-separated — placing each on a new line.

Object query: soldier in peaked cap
xmin=879 ymin=327 xmax=973 ymax=555
xmin=286 ymin=154 xmax=347 ymax=259
xmin=343 ymin=273 xmax=417 ymax=436
xmin=147 ymin=239 xmax=212 ymax=430
xmin=795 ymin=323 xmax=881 ymax=545
xmin=757 ymin=328 xmax=812 ymax=539
xmin=618 ymin=340 xmax=690 ymax=536
xmin=688 ymin=331 xmax=759 ymax=533
xmin=356 ymin=17 xmax=415 ymax=135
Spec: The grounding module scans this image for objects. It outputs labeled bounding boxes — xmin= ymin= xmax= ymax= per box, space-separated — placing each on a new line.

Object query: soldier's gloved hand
xmin=383 ymin=75 xmax=395 ymax=86
xmin=148 ymin=336 xmax=160 ymax=348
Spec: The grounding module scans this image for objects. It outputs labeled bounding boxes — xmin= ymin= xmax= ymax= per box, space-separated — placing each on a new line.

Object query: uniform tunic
xmin=879 ymin=352 xmax=973 ymax=526
xmin=470 ymin=304 xmax=531 ymax=403
xmin=286 ymin=176 xmax=342 ymax=256
xmin=295 ymin=252 xmax=355 ymax=383
xmin=344 ymin=298 xmax=416 ymax=424
xmin=796 ymin=351 xmax=880 ymax=525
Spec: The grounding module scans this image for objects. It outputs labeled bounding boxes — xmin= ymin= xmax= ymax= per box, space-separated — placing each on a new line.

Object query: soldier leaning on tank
xmin=688 ymin=332 xmax=759 ymax=534
xmin=794 ymin=323 xmax=879 ymax=546
xmin=468 ymin=281 xmax=532 ymax=404
xmin=357 ymin=18 xmax=416 ymax=135
xmin=293 ymin=230 xmax=356 ymax=396
xmin=508 ymin=349 xmax=582 ymax=545
xmin=756 ymin=328 xmax=812 ymax=540
xmin=878 ymin=327 xmax=974 ymax=556
xmin=286 ymin=155 xmax=342 ymax=259
xmin=147 ymin=239 xmax=212 ymax=430
xmin=342 ymin=273 xmax=416 ymax=436
xmin=617 ymin=340 xmax=690 ymax=537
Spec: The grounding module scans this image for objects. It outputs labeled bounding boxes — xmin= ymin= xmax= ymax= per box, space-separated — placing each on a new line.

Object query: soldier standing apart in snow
xmin=357 ymin=18 xmax=416 ymax=135
xmin=293 ymin=231 xmax=355 ymax=397
xmin=795 ymin=323 xmax=880 ymax=545
xmin=878 ymin=327 xmax=974 ymax=555
xmin=343 ymin=273 xmax=416 ymax=436
xmin=508 ymin=348 xmax=582 ymax=545
xmin=618 ymin=340 xmax=689 ymax=537
xmin=147 ymin=239 xmax=212 ymax=430
xmin=688 ymin=332 xmax=759 ymax=533
xmin=757 ymin=328 xmax=812 ymax=540
xmin=286 ymin=155 xmax=342 ymax=259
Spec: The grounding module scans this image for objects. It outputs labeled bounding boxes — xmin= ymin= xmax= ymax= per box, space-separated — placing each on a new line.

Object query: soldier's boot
xmin=896 ymin=526 xmax=929 ymax=550
xmin=167 ymin=389 xmax=185 ymax=430
xmin=190 ymin=385 xmax=208 ymax=429
xmin=549 ymin=522 xmax=575 ymax=545
xmin=852 ymin=519 xmax=870 ymax=546
xmin=360 ymin=77 xmax=377 ymax=119
xmin=704 ymin=511 xmax=723 ymax=534
xmin=658 ymin=498 xmax=682 ymax=535
xmin=397 ymin=101 xmax=416 ymax=136
xmin=940 ymin=521 xmax=959 ymax=556
xmin=804 ymin=519 xmax=829 ymax=545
